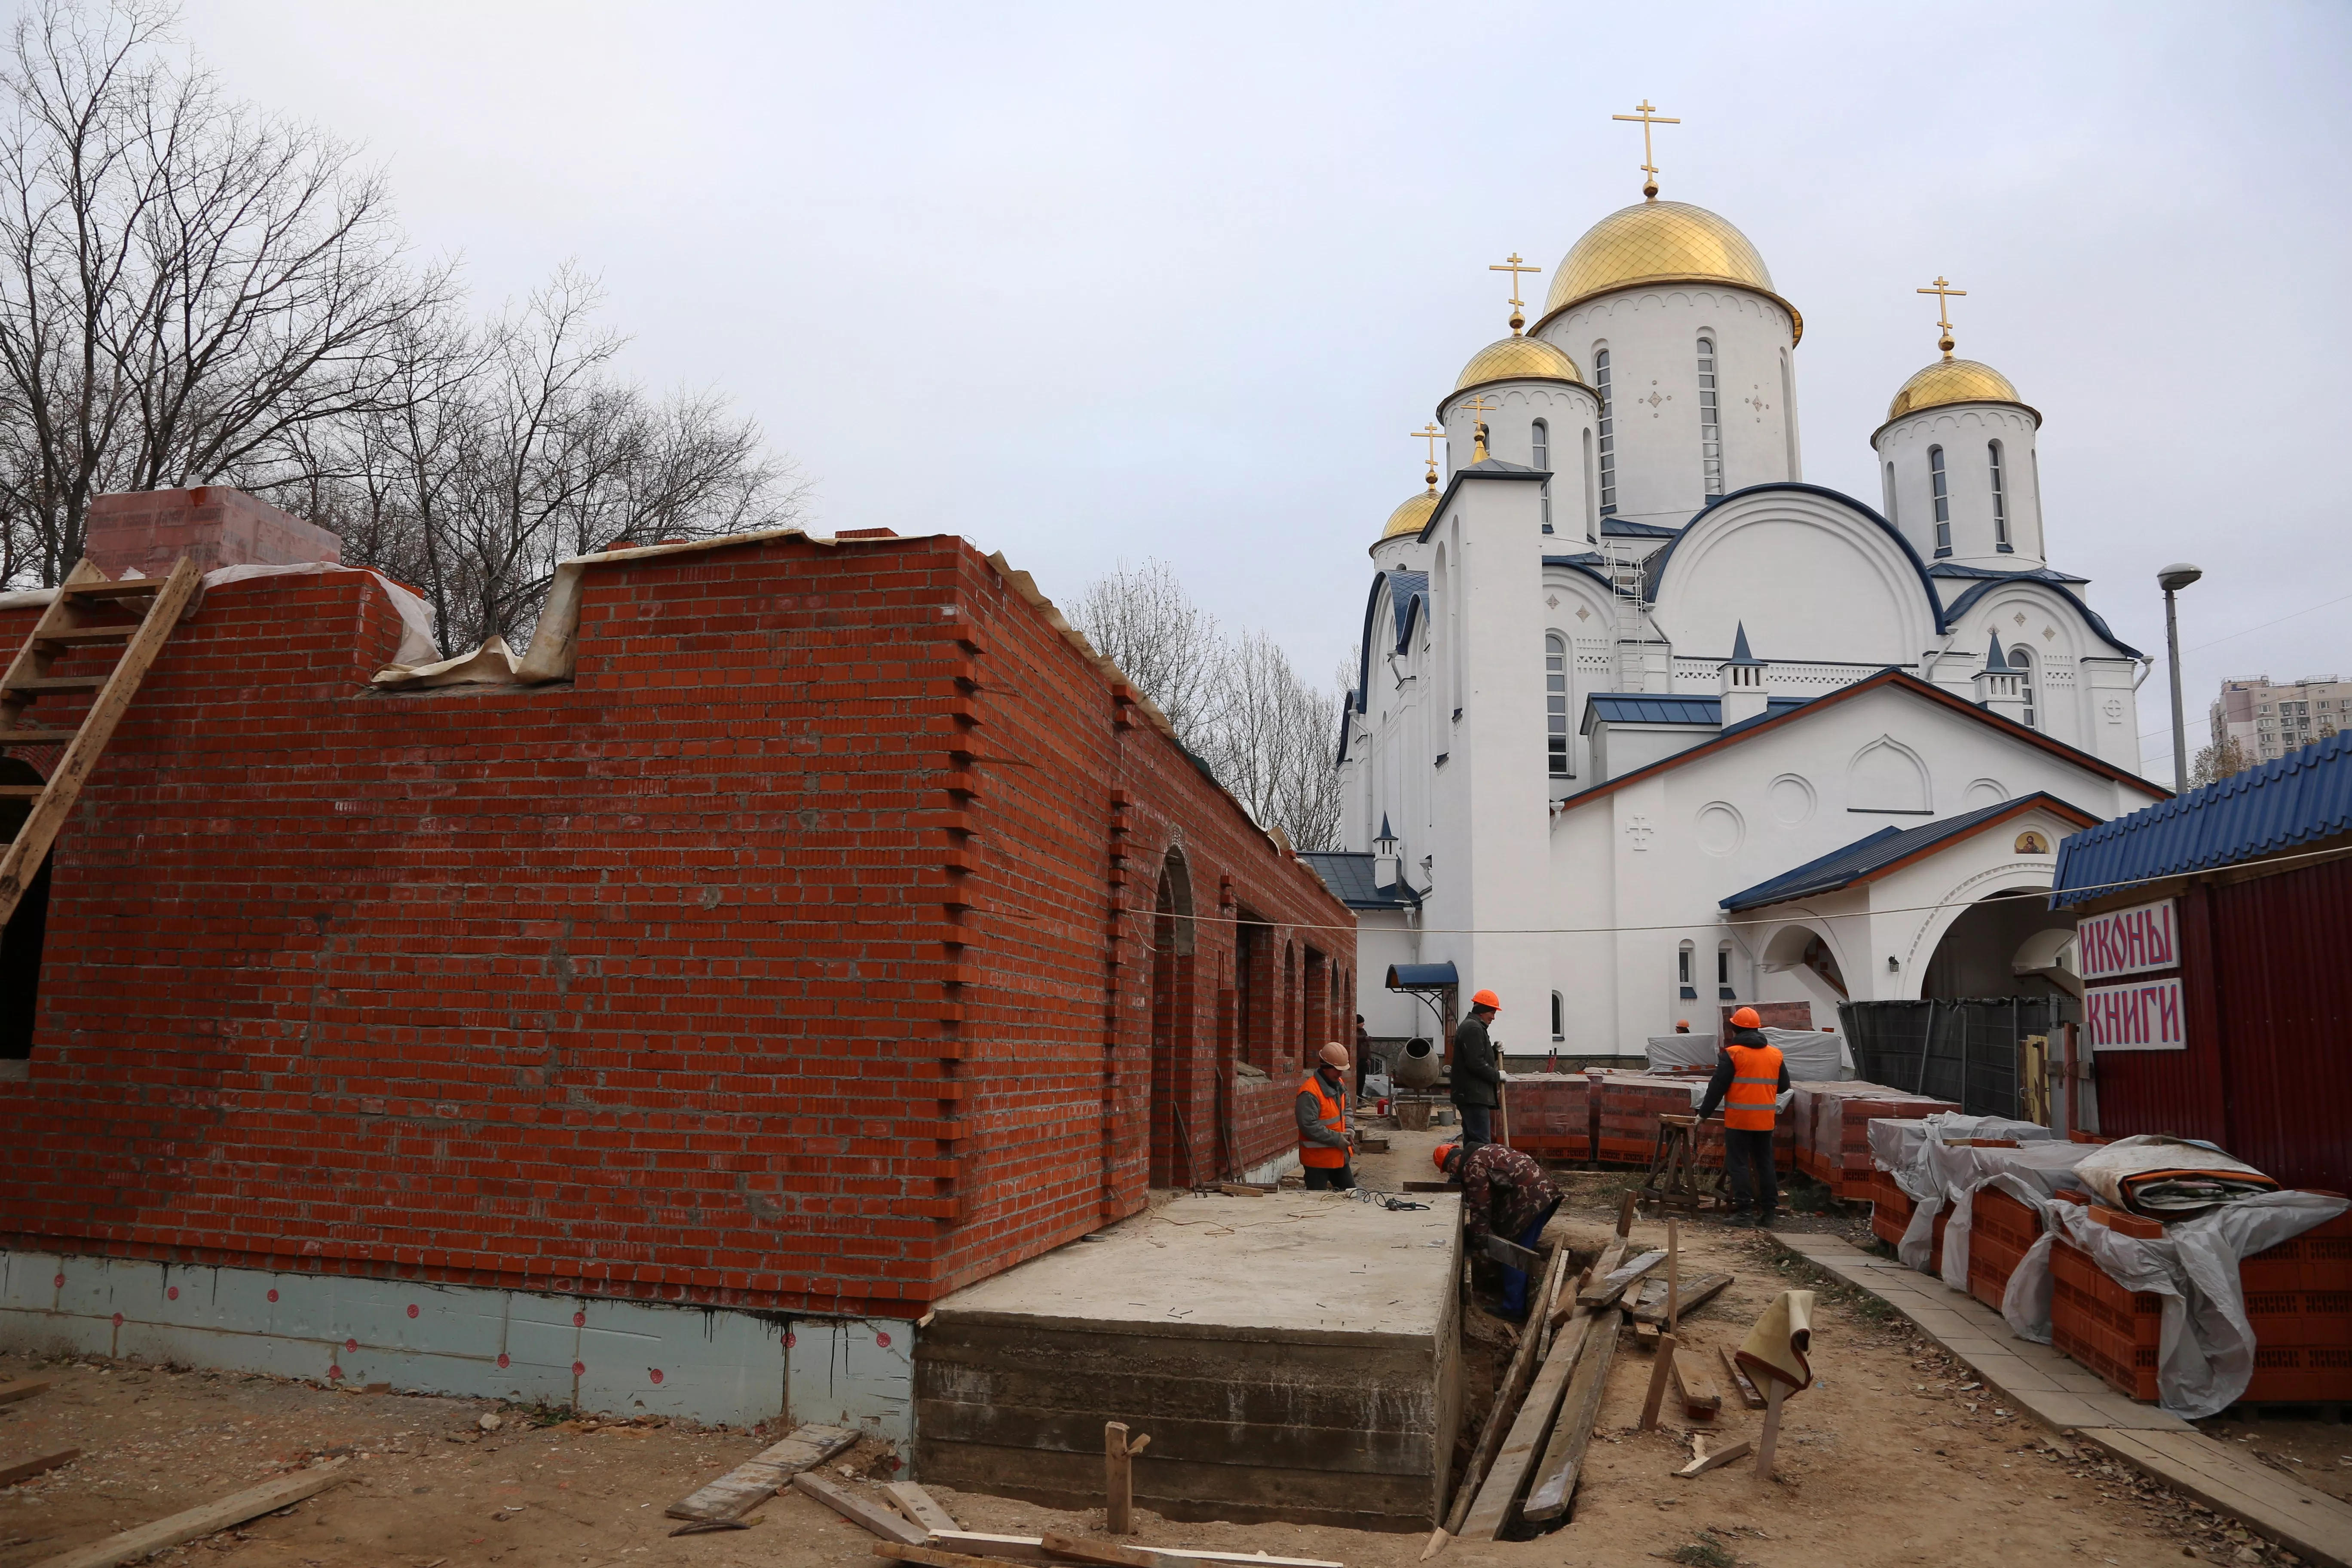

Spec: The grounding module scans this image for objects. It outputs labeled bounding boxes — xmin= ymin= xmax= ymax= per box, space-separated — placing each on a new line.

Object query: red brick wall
xmin=0 ymin=528 xmax=1351 ymax=1319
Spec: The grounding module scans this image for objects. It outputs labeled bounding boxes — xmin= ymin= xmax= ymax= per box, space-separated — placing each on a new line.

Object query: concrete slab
xmin=918 ymin=1191 xmax=1464 ymax=1531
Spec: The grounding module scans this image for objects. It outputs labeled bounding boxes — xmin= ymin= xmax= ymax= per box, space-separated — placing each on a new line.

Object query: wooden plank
xmin=0 ymin=1448 xmax=76 ymax=1486
xmin=1482 ymin=1234 xmax=1543 ymax=1273
xmin=0 ymin=555 xmax=202 ymax=930
xmin=1458 ymin=1289 xmax=1610 ymax=1539
xmin=1674 ymin=1439 xmax=1753 ymax=1478
xmin=1577 ymin=1250 xmax=1665 ymax=1310
xmin=1214 ymin=1183 xmax=1269 ymax=1197
xmin=1754 ymin=1381 xmax=1786 ymax=1478
xmin=931 ymin=1533 xmax=1341 ymax=1568
xmin=882 ymin=1481 xmax=959 ymax=1534
xmin=1718 ymin=1346 xmax=1766 ymax=1409
xmin=33 ymin=626 xmax=138 ymax=646
xmin=1629 ymin=1273 xmax=1733 ymax=1326
xmin=2088 ymin=1429 xmax=2352 ymax=1568
xmin=1638 ymin=1330 xmax=1678 ymax=1430
xmin=875 ymin=1544 xmax=1025 ymax=1568
xmin=1519 ymin=1304 xmax=1620 ymax=1524
xmin=793 ymin=1471 xmax=927 ymax=1545
xmin=0 ymin=729 xmax=80 ymax=744
xmin=0 ymin=1376 xmax=50 ymax=1406
xmin=1043 ymin=1531 xmax=1179 ymax=1568
xmin=665 ymin=1424 xmax=859 ymax=1522
xmin=31 ymin=1461 xmax=345 ymax=1568
xmin=58 ymin=578 xmax=169 ymax=600
xmin=927 ymin=1534 xmax=1054 ymax=1563
xmin=3 ymin=674 xmax=108 ymax=693
xmin=1103 ymin=1423 xmax=1144 ymax=1535
xmin=1671 ymin=1349 xmax=1721 ymax=1417
xmin=1446 ymin=1231 xmax=1625 ymax=1536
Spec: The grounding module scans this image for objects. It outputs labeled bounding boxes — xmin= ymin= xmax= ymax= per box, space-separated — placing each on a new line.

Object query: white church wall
xmin=1587 ymin=720 xmax=1713 ymax=784
xmin=1537 ymin=286 xmax=1797 ymax=532
xmin=1354 ymin=914 xmax=1424 ymax=1041
xmin=1648 ymin=491 xmax=1939 ymax=668
xmin=1876 ymin=404 xmax=2045 ymax=570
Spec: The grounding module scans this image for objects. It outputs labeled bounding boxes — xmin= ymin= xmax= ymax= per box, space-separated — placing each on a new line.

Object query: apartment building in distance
xmin=2212 ymin=674 xmax=2350 ymax=764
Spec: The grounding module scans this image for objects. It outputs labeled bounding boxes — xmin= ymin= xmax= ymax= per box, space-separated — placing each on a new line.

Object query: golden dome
xmin=1884 ymin=357 xmax=2037 ymax=423
xmin=1453 ymin=334 xmax=1585 ymax=393
xmin=1377 ymin=486 xmax=1439 ymax=544
xmin=1537 ymin=200 xmax=1799 ymax=341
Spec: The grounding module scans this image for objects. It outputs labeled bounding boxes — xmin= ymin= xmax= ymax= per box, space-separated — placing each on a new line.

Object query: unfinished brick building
xmin=0 ymin=489 xmax=1354 ymax=1436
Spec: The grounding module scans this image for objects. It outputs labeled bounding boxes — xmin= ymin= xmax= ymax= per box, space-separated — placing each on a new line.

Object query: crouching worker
xmin=1437 ymin=1140 xmax=1563 ymax=1320
xmin=1297 ymin=1042 xmax=1356 ymax=1190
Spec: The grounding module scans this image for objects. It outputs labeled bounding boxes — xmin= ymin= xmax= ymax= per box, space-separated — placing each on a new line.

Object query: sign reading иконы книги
xmin=2085 ymin=976 xmax=2184 ymax=1052
xmin=2074 ymin=898 xmax=2177 ymax=983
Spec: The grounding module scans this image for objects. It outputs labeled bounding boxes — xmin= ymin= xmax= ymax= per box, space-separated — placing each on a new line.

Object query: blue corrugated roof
xmin=1723 ymin=791 xmax=2096 ymax=910
xmin=1602 ymin=517 xmax=1680 ymax=538
xmin=1387 ymin=962 xmax=1458 ymax=989
xmin=1581 ymin=692 xmax=1808 ymax=732
xmin=2051 ymin=730 xmax=2352 ymax=907
xmin=1300 ymin=851 xmax=1422 ymax=910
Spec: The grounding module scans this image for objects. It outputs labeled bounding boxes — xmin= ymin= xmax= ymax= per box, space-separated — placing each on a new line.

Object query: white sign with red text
xmin=2075 ymin=898 xmax=2179 ymax=983
xmin=2086 ymin=976 xmax=2186 ymax=1052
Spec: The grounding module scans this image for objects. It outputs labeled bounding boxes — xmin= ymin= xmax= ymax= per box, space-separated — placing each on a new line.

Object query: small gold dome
xmin=1377 ymin=487 xmax=1439 ymax=544
xmin=1538 ymin=200 xmax=1799 ymax=341
xmin=1454 ymin=334 xmax=1585 ymax=393
xmin=1885 ymin=357 xmax=2035 ymax=423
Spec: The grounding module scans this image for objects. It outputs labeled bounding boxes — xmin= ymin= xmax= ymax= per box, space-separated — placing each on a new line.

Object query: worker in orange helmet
xmin=1295 ymin=1042 xmax=1357 ymax=1191
xmin=1451 ymin=988 xmax=1504 ymax=1152
xmin=1696 ymin=1005 xmax=1791 ymax=1227
xmin=1434 ymin=1140 xmax=1562 ymax=1319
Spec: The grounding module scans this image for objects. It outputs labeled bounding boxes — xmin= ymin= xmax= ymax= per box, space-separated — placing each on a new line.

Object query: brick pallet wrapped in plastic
xmin=1966 ymin=1185 xmax=2041 ymax=1311
xmin=1868 ymin=1180 xmax=1952 ymax=1272
xmin=1791 ymin=1084 xmax=1957 ymax=1197
xmin=1501 ymin=1072 xmax=1591 ymax=1163
xmin=1589 ymin=1072 xmax=1709 ymax=1167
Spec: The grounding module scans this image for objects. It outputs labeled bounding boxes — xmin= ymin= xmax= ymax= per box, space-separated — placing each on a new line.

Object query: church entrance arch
xmin=1918 ymin=887 xmax=2078 ymax=1003
xmin=1149 ymin=847 xmax=1198 ymax=1187
xmin=1757 ymin=920 xmax=1850 ymax=1017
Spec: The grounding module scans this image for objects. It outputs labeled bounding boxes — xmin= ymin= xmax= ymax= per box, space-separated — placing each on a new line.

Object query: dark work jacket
xmin=1452 ymin=1015 xmax=1502 ymax=1108
xmin=1696 ymin=1027 xmax=1792 ymax=1121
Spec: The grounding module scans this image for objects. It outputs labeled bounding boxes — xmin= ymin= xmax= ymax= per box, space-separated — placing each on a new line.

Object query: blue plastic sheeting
xmin=1386 ymin=962 xmax=1458 ymax=990
xmin=1722 ymin=792 xmax=2090 ymax=911
xmin=2052 ymin=731 xmax=2352 ymax=908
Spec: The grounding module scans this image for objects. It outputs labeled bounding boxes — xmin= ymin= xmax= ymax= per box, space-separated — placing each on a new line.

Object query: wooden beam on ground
xmin=30 ymin=1461 xmax=346 ymax=1568
xmin=665 ymin=1424 xmax=859 ymax=1522
xmin=926 ymin=1534 xmax=1054 ymax=1563
xmin=0 ymin=1376 xmax=49 ymax=1406
xmin=1671 ymin=1349 xmax=1721 ymax=1418
xmin=1674 ymin=1439 xmax=1752 ymax=1478
xmin=1519 ymin=1305 xmax=1621 ymax=1525
xmin=875 ymin=1544 xmax=1029 ymax=1568
xmin=1482 ymin=1234 xmax=1543 ymax=1273
xmin=1042 ymin=1532 xmax=1181 ymax=1568
xmin=1629 ymin=1273 xmax=1733 ymax=1326
xmin=0 ymin=1448 xmax=75 ymax=1487
xmin=792 ymin=1472 xmax=928 ymax=1545
xmin=1577 ymin=1250 xmax=1665 ymax=1310
xmin=1638 ymin=1331 xmax=1679 ymax=1431
xmin=1445 ymin=1230 xmax=1626 ymax=1537
xmin=1718 ymin=1345 xmax=1766 ymax=1409
xmin=883 ymin=1481 xmax=959 ymax=1534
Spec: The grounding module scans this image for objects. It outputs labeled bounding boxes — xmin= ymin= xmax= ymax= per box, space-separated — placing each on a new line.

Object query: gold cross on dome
xmin=1459 ymin=395 xmax=1498 ymax=461
xmin=1917 ymin=275 xmax=1966 ymax=358
xmin=1488 ymin=253 xmax=1541 ymax=334
xmin=1409 ymin=423 xmax=1444 ymax=488
xmin=1612 ymin=100 xmax=1681 ymax=199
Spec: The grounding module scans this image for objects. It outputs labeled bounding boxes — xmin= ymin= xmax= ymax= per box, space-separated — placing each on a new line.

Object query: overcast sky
xmin=175 ymin=0 xmax=2351 ymax=780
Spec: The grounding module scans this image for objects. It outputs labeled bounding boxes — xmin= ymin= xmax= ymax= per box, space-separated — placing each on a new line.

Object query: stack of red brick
xmin=1792 ymin=1085 xmax=1955 ymax=1197
xmin=1501 ymin=1073 xmax=1590 ymax=1163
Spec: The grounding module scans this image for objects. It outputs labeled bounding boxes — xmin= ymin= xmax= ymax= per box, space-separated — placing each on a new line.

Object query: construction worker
xmin=1674 ymin=1020 xmax=1691 ymax=1033
xmin=1436 ymin=1141 xmax=1562 ymax=1319
xmin=1296 ymin=1042 xmax=1356 ymax=1191
xmin=1451 ymin=989 xmax=1503 ymax=1149
xmin=1696 ymin=1005 xmax=1791 ymax=1227
xmin=1354 ymin=1013 xmax=1372 ymax=1103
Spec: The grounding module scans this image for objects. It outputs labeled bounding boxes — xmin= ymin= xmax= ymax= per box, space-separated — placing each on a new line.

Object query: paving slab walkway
xmin=1777 ymin=1230 xmax=2352 ymax=1568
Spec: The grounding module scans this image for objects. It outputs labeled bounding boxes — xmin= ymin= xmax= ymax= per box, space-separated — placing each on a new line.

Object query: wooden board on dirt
xmin=1577 ymin=1250 xmax=1665 ymax=1309
xmin=1627 ymin=1272 xmax=1733 ymax=1325
xmin=0 ymin=1377 xmax=49 ymax=1407
xmin=665 ymin=1424 xmax=858 ymax=1523
xmin=793 ymin=1471 xmax=927 ymax=1544
xmin=31 ymin=1461 xmax=345 ymax=1568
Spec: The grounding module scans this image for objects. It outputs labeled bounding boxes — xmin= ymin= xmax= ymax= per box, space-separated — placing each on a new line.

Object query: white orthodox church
xmin=1322 ymin=142 xmax=2169 ymax=1059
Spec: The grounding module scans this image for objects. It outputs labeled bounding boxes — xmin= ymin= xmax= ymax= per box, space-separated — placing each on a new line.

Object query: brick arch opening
xmin=1149 ymin=849 xmax=1199 ymax=1187
xmin=0 ymin=756 xmax=51 ymax=1061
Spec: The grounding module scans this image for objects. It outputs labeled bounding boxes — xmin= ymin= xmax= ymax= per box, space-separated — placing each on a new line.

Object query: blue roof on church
xmin=1721 ymin=792 xmax=2098 ymax=911
xmin=1300 ymin=851 xmax=1422 ymax=910
xmin=2050 ymin=729 xmax=2352 ymax=908
xmin=1929 ymin=563 xmax=2091 ymax=585
xmin=1582 ymin=692 xmax=1808 ymax=732
xmin=1601 ymin=517 xmax=1680 ymax=538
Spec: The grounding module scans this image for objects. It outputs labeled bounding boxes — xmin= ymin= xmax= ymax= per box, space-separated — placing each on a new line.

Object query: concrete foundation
xmin=0 ymin=1250 xmax=914 ymax=1444
xmin=914 ymin=1191 xmax=1463 ymax=1531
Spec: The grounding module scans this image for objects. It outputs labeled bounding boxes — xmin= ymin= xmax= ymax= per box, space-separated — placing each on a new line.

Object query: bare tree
xmin=0 ymin=0 xmax=452 ymax=584
xmin=1068 ymin=557 xmax=1228 ymax=745
xmin=2189 ymin=732 xmax=2251 ymax=789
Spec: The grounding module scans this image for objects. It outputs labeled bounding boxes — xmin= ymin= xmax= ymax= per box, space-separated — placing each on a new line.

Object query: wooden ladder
xmin=0 ymin=555 xmax=202 ymax=926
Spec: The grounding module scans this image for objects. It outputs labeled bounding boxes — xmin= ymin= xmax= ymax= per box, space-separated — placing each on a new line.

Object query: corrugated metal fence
xmin=1838 ymin=997 xmax=2075 ymax=1119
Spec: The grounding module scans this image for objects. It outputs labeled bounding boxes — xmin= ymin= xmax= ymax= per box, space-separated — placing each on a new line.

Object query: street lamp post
xmin=2158 ymin=563 xmax=2203 ymax=793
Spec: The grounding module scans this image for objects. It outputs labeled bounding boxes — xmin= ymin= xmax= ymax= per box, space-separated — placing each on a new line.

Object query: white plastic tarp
xmin=1868 ymin=1112 xmax=2057 ymax=1203
xmin=1999 ymin=1188 xmax=2349 ymax=1418
xmin=1642 ymin=1027 xmax=1852 ymax=1081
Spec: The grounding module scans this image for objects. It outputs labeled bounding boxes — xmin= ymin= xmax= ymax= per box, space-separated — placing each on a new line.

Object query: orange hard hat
xmin=1433 ymin=1142 xmax=1459 ymax=1173
xmin=1470 ymin=989 xmax=1501 ymax=1011
xmin=1318 ymin=1041 xmax=1350 ymax=1068
xmin=1729 ymin=1006 xmax=1762 ymax=1029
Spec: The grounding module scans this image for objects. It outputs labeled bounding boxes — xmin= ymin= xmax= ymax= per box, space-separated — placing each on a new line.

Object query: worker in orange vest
xmin=1697 ymin=1006 xmax=1790 ymax=1227
xmin=1296 ymin=1042 xmax=1356 ymax=1191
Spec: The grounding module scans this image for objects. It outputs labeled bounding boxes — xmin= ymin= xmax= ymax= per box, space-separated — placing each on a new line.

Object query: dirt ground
xmin=0 ymin=1139 xmax=2323 ymax=1568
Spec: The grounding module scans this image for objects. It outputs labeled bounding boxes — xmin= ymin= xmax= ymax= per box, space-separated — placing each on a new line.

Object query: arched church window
xmin=1883 ymin=462 xmax=1899 ymax=525
xmin=1550 ymin=991 xmax=1564 ymax=1041
xmin=1929 ymin=445 xmax=1952 ymax=556
xmin=1988 ymin=441 xmax=2010 ymax=550
xmin=1582 ymin=429 xmax=1598 ymax=541
xmin=1717 ymin=943 xmax=1735 ymax=1001
xmin=2010 ymin=644 xmax=2037 ymax=729
xmin=1545 ymin=633 xmax=1569 ymax=778
xmin=1533 ymin=420 xmax=1551 ymax=530
xmin=1697 ymin=337 xmax=1723 ymax=497
xmin=1677 ymin=942 xmax=1696 ymax=1000
xmin=1594 ymin=349 xmax=1617 ymax=515
xmin=1779 ymin=349 xmax=1798 ymax=476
